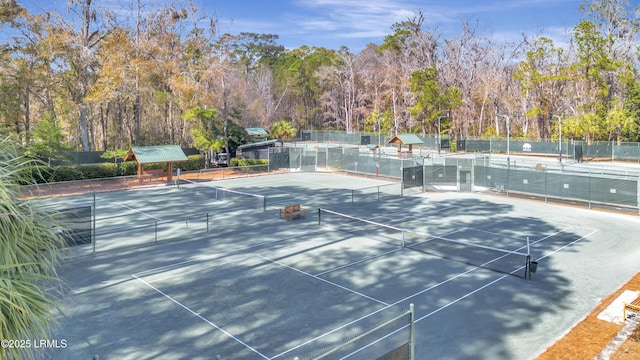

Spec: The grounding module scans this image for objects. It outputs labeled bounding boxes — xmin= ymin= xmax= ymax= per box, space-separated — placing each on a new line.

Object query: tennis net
xmin=403 ymin=231 xmax=530 ymax=278
xmin=182 ymin=179 xmax=266 ymax=211
xmin=318 ymin=208 xmax=531 ymax=278
xmin=318 ymin=208 xmax=405 ymax=247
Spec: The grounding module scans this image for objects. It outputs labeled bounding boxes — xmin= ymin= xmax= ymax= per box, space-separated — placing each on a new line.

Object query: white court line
xmin=256 ymin=254 xmax=389 ymax=306
xmin=367 ymin=204 xmax=463 ymax=225
xmin=144 ymin=253 xmax=259 ymax=284
xmin=112 ymin=202 xmax=162 ymax=221
xmin=535 ymin=228 xmax=599 ymax=261
xmin=313 ymin=248 xmax=403 ymax=277
xmin=414 ymin=274 xmax=510 ymax=322
xmin=293 ymin=177 xmax=358 ymax=190
xmin=414 ymin=227 xmax=600 ymax=323
xmin=132 ymin=274 xmax=270 ymax=360
xmin=313 ymin=228 xmax=466 ymax=277
xmin=142 ymin=232 xmax=329 ymax=284
xmin=271 ymin=224 xmax=592 ymax=359
xmin=134 ymin=229 xmax=325 ymax=277
xmin=270 ymin=258 xmax=490 ymax=359
xmin=133 ymin=213 xmax=594 ymax=359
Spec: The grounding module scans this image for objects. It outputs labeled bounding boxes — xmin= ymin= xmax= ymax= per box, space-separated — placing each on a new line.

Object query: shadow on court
xmin=43 ymin=174 xmax=640 ymax=359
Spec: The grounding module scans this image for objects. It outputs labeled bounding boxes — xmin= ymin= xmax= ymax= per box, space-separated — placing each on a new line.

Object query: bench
xmin=138 ymin=169 xmax=165 ymax=185
xmin=143 ymin=169 xmax=165 ymax=177
xmin=280 ymin=204 xmax=306 ymax=220
xmin=624 ymin=291 xmax=640 ymax=321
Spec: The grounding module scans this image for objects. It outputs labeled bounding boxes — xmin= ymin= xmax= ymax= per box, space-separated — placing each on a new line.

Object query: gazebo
xmin=245 ymin=128 xmax=269 ymax=140
xmin=387 ymin=134 xmax=424 ymax=154
xmin=124 ymin=145 xmax=188 ymax=182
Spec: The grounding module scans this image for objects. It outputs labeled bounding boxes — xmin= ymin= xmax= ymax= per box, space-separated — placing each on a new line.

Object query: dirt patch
xmin=17 ymin=169 xmax=284 ymax=200
xmin=536 ymin=272 xmax=640 ymax=360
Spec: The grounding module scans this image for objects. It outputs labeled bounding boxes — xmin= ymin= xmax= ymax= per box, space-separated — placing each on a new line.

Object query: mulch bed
xmin=536 ymin=272 xmax=640 ymax=360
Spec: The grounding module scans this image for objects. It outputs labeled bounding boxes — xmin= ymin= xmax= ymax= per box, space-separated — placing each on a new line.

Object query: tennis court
xmin=43 ymin=172 xmax=640 ymax=359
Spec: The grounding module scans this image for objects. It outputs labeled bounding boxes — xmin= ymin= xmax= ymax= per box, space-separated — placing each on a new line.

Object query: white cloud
xmin=291 ymin=0 xmax=424 ymax=36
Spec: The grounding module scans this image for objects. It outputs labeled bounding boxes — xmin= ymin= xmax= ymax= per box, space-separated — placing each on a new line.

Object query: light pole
xmin=497 ymin=114 xmax=510 ymax=164
xmin=377 ymin=117 xmax=381 ymax=147
xmin=551 ymin=114 xmax=562 ymax=163
xmin=437 ymin=115 xmax=447 ymax=155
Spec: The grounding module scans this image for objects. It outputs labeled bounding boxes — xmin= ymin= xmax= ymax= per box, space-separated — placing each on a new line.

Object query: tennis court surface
xmin=43 ymin=172 xmax=640 ymax=359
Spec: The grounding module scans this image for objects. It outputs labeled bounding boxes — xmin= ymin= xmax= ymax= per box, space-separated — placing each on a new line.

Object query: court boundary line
xmin=374 ymin=204 xmax=463 ymax=226
xmin=269 ymin=250 xmax=493 ymax=359
xmin=256 ymin=254 xmax=389 ymax=306
xmin=536 ymin=228 xmax=600 ymax=261
xmin=112 ymin=201 xmax=162 ymax=221
xmin=134 ymin=229 xmax=326 ymax=277
xmin=132 ymin=213 xmax=596 ymax=359
xmin=132 ymin=237 xmax=394 ymax=360
xmin=414 ymin=227 xmax=600 ymax=323
xmin=140 ymin=231 xmax=352 ymax=284
xmin=313 ymin=228 xmax=466 ymax=277
xmin=313 ymin=247 xmax=402 ymax=277
xmin=132 ymin=274 xmax=270 ymax=360
xmin=271 ymin=225 xmax=588 ymax=358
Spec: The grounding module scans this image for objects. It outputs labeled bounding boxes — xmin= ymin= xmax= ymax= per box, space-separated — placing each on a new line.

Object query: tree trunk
xmin=79 ymin=104 xmax=90 ymax=151
xmin=100 ymin=104 xmax=108 ymax=150
xmin=23 ymin=86 xmax=30 ymax=143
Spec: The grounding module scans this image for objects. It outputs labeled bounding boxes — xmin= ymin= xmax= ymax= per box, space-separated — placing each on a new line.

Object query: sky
xmin=207 ymin=0 xmax=586 ymax=50
xmin=16 ymin=0 xmax=590 ymax=51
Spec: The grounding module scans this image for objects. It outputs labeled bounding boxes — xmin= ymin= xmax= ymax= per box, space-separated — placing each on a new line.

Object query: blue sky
xmin=207 ymin=0 xmax=585 ymax=50
xmin=18 ymin=0 xmax=587 ymax=51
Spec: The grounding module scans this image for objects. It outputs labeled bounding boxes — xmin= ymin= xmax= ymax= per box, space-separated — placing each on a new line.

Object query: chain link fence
xmin=270 ymin=146 xmax=640 ymax=213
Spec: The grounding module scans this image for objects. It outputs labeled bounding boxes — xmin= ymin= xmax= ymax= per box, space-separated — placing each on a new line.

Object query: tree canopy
xmin=0 ymin=0 xmax=639 ymax=153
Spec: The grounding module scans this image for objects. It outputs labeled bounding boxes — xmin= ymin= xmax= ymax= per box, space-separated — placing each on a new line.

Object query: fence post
xmin=92 ymin=192 xmax=97 ymax=257
xmin=637 ymin=174 xmax=640 ymax=215
xmin=400 ymin=159 xmax=404 ymax=197
xmin=506 ymin=160 xmax=511 ymax=197
xmin=589 ymin=170 xmax=593 ymax=210
xmin=544 ymin=171 xmax=548 ymax=203
xmin=409 ymin=303 xmax=415 ymax=360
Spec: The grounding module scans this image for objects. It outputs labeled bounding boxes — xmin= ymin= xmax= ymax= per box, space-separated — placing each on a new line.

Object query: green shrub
xmin=120 ymin=161 xmax=138 ymax=176
xmin=30 ymin=165 xmax=53 ymax=184
xmin=179 ymin=154 xmax=205 ymax=171
xmin=27 ymin=154 xmax=206 ymax=183
xmin=230 ymin=158 xmax=268 ymax=167
xmin=78 ymin=163 xmax=117 ymax=179
xmin=50 ymin=166 xmax=86 ymax=182
xmin=230 ymin=157 xmax=248 ymax=167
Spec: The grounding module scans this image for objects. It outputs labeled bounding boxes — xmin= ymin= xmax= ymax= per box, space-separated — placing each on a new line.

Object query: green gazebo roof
xmin=237 ymin=139 xmax=279 ymax=150
xmin=245 ymin=128 xmax=269 ymax=136
xmin=124 ymin=145 xmax=188 ymax=164
xmin=387 ymin=134 xmax=424 ymax=145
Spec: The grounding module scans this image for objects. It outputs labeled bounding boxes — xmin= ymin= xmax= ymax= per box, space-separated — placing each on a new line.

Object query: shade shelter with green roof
xmin=124 ymin=145 xmax=188 ymax=182
xmin=245 ymin=128 xmax=269 ymax=138
xmin=387 ymin=134 xmax=424 ymax=153
xmin=237 ymin=139 xmax=278 ymax=159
